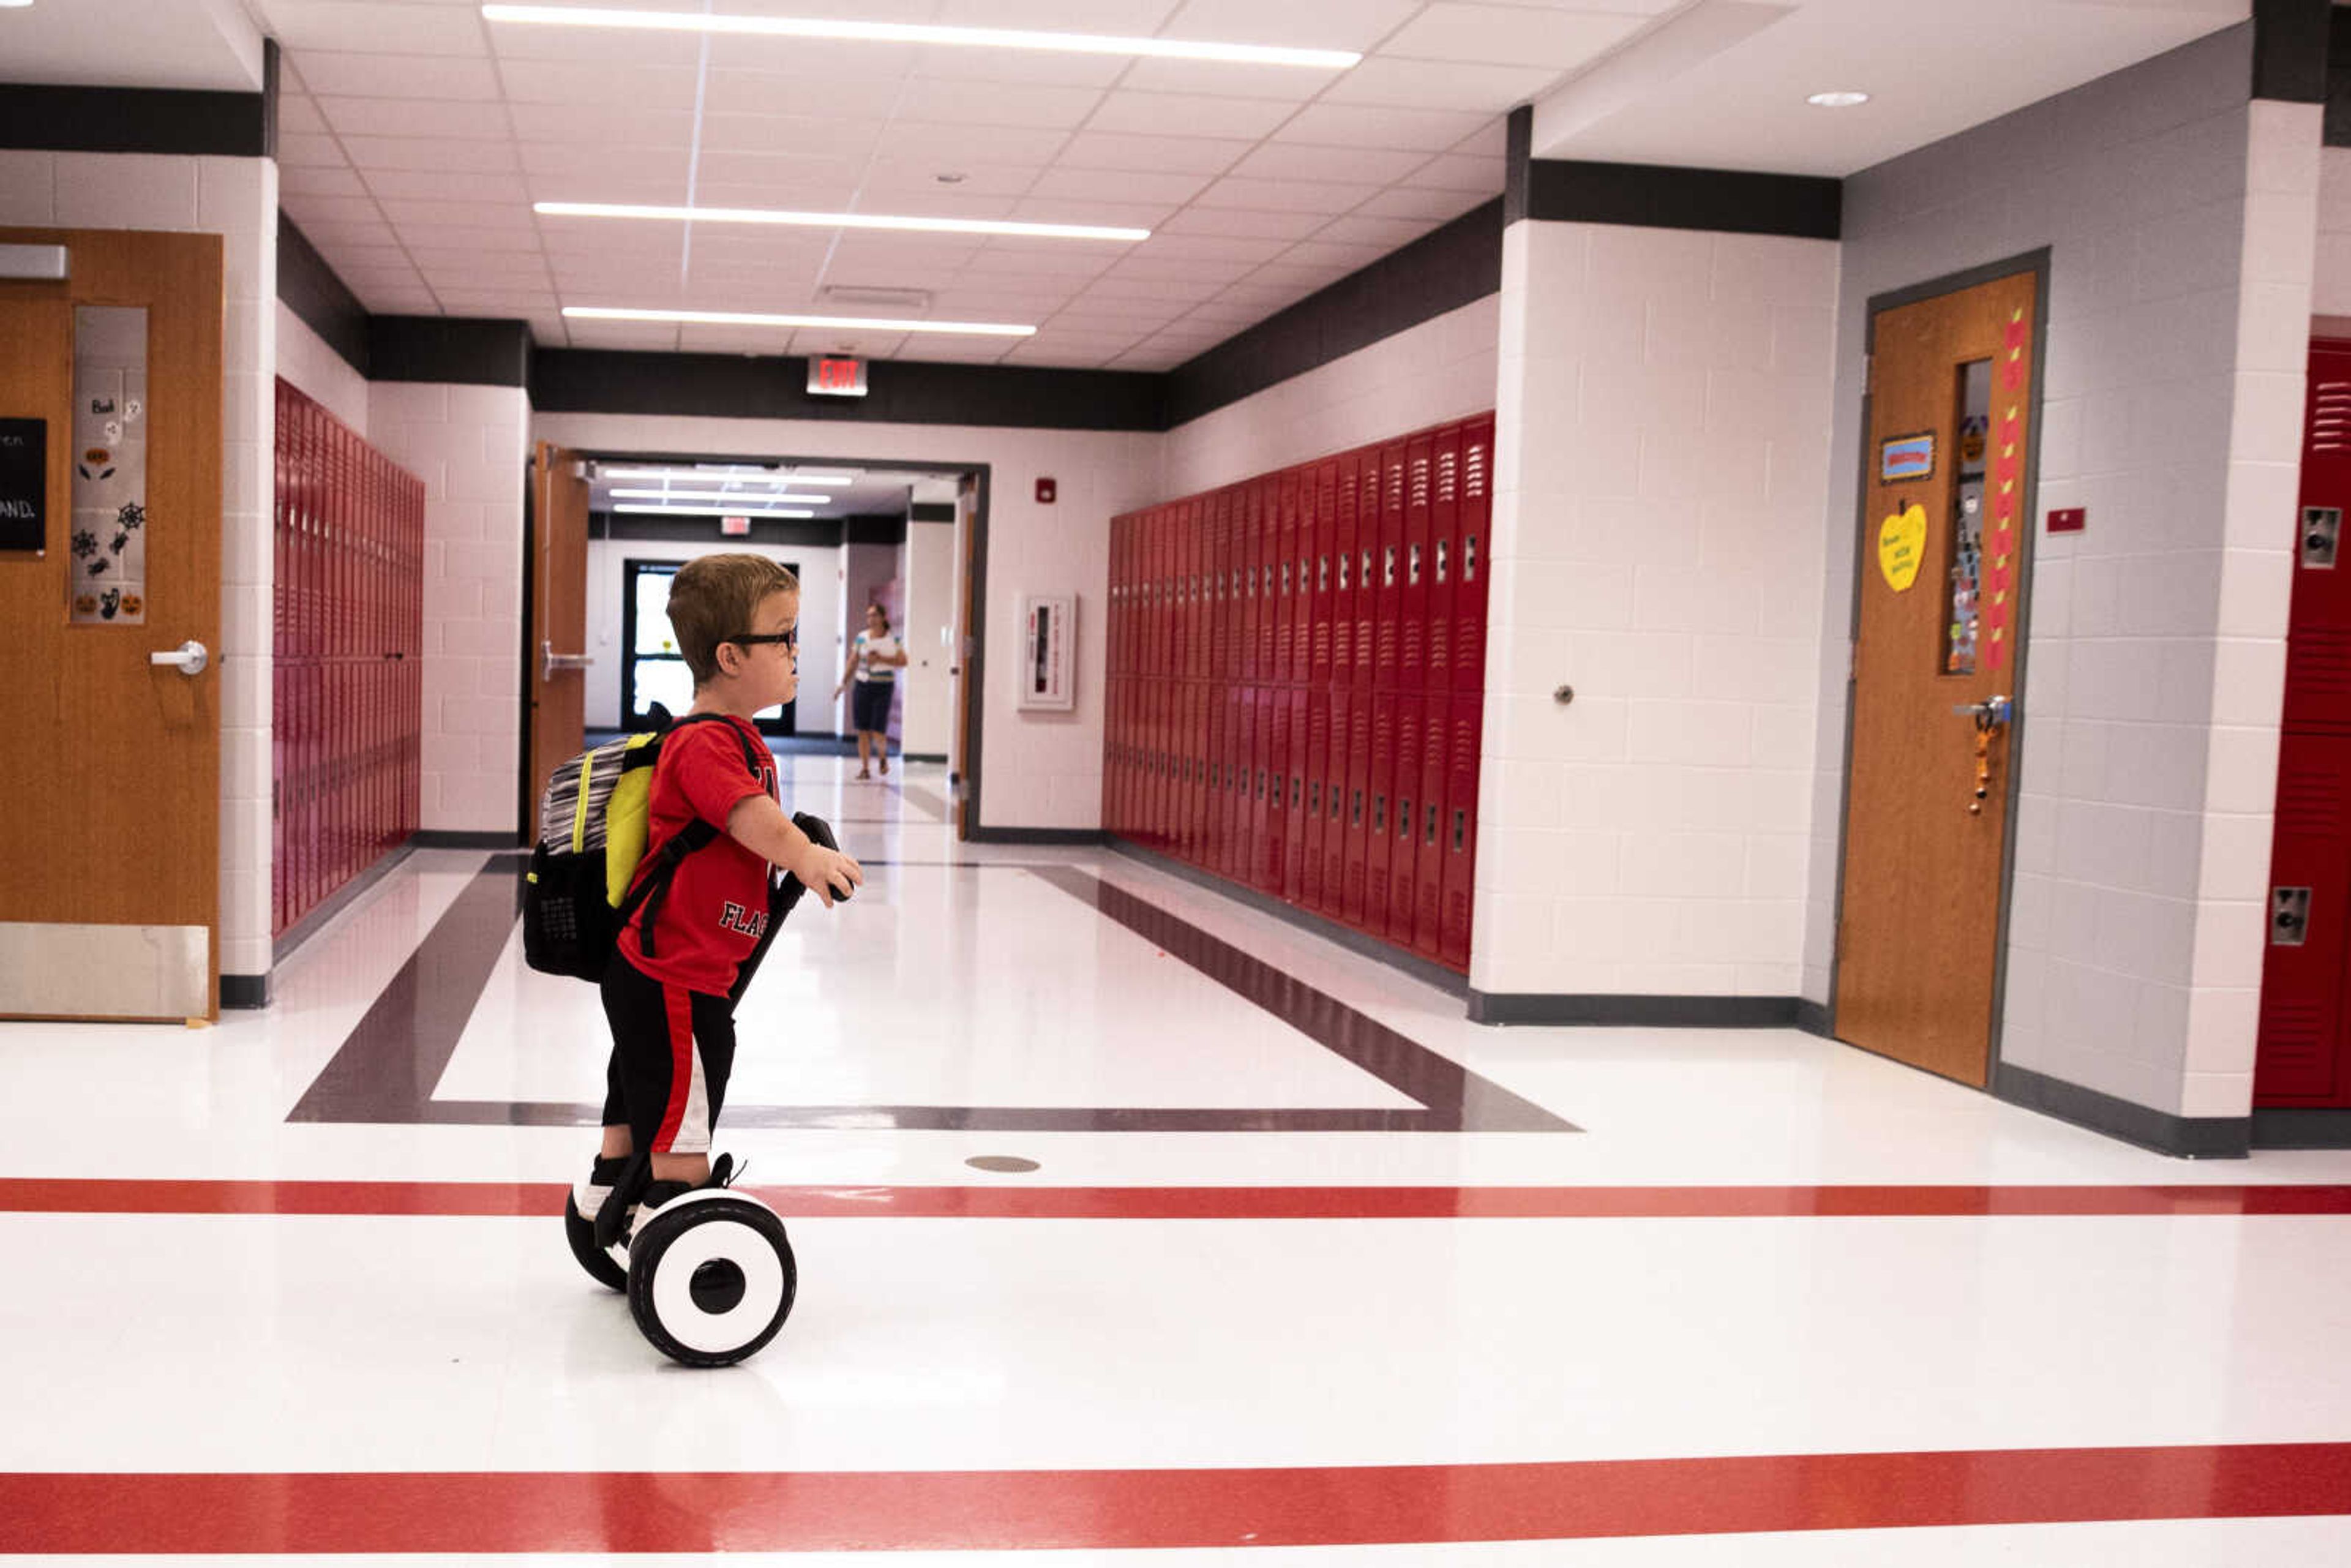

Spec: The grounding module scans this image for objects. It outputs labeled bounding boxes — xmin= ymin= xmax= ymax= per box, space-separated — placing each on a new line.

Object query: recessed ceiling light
xmin=597 ymin=467 xmax=852 ymax=487
xmin=616 ymin=505 xmax=817 ymax=519
xmin=611 ymin=489 xmax=833 ymax=504
xmin=565 ymin=306 xmax=1034 ymax=337
xmin=1807 ymin=91 xmax=1870 ymax=108
xmin=481 ymin=4 xmax=1360 ymax=68
xmin=537 ymin=201 xmax=1146 ymax=244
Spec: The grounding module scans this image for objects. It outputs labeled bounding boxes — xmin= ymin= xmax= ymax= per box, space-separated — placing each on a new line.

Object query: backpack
xmin=522 ymin=713 xmax=768 ymax=982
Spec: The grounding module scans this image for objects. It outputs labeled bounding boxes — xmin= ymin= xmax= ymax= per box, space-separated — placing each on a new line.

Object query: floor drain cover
xmin=965 ymin=1155 xmax=1041 ymax=1174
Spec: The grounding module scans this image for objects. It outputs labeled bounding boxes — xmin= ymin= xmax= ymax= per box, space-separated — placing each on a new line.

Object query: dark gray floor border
xmin=288 ymin=858 xmax=1575 ymax=1134
xmin=903 ymin=752 xmax=949 ymax=763
xmin=272 ymin=842 xmax=416 ymax=966
xmin=2251 ymin=1108 xmax=2351 ymax=1149
xmin=414 ymin=830 xmax=521 ymax=850
xmin=1993 ymin=1062 xmax=2251 ymax=1160
xmin=969 ymin=827 xmax=1108 ymax=846
xmin=1469 ymin=992 xmax=1801 ymax=1027
xmin=220 ymin=973 xmax=271 ymax=1011
xmin=1105 ymin=838 xmax=1469 ymax=999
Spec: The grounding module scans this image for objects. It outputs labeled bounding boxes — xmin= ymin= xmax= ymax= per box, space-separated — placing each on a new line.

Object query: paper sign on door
xmin=1878 ymin=502 xmax=1927 ymax=593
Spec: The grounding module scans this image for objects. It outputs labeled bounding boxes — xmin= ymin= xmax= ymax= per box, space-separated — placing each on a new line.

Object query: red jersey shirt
xmin=618 ymin=714 xmax=779 ymax=995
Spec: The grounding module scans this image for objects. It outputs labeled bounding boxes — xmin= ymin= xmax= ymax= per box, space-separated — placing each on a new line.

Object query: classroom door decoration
xmin=69 ymin=306 xmax=149 ymax=625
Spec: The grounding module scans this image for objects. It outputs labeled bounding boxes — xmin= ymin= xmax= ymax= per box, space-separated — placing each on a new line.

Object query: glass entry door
xmin=621 ymin=558 xmax=797 ymax=735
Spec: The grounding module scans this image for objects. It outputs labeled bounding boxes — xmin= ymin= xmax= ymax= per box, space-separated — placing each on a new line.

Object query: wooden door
xmin=527 ymin=440 xmax=589 ymax=828
xmin=1835 ymin=268 xmax=2038 ymax=1086
xmin=0 ymin=229 xmax=222 ymax=1019
xmin=951 ymin=476 xmax=979 ymax=839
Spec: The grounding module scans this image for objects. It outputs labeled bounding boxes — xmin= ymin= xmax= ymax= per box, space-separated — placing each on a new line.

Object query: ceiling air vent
xmin=820 ymin=285 xmax=932 ymax=312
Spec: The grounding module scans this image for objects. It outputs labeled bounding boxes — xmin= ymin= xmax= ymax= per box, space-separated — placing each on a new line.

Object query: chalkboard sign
xmin=0 ymin=418 xmax=44 ymax=553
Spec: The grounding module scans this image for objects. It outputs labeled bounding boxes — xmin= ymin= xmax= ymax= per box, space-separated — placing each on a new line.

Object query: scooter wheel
xmin=564 ymin=1188 xmax=628 ymax=1292
xmin=626 ymin=1191 xmax=797 ymax=1367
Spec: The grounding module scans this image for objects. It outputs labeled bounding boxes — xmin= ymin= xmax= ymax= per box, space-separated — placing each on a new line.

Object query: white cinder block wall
xmin=1476 ymin=220 xmax=1839 ymax=1000
xmin=2315 ymin=146 xmax=2351 ymax=317
xmin=1820 ymin=24 xmax=2318 ymax=1120
xmin=1158 ymin=295 xmax=1500 ymax=495
xmin=535 ymin=411 xmax=1160 ymax=831
xmin=582 ymin=537 xmax=844 ymax=733
xmin=367 ymin=382 xmax=530 ymax=836
xmin=0 ymin=148 xmax=280 ymax=983
xmin=273 ymin=301 xmax=369 ymax=435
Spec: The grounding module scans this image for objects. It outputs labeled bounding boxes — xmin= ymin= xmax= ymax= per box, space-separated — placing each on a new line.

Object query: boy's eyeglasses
xmin=725 ymin=629 xmax=797 ymax=649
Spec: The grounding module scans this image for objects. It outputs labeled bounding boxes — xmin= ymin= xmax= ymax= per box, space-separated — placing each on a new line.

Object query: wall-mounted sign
xmin=2047 ymin=506 xmax=2085 ymax=535
xmin=1878 ymin=502 xmax=1927 ymax=592
xmin=1035 ymin=476 xmax=1057 ymax=505
xmin=1018 ymin=593 xmax=1075 ymax=711
xmin=0 ymin=418 xmax=43 ymax=553
xmin=720 ymin=514 xmax=751 ymax=536
xmin=1880 ymin=432 xmax=1935 ymax=482
xmin=808 ymin=355 xmax=868 ymax=397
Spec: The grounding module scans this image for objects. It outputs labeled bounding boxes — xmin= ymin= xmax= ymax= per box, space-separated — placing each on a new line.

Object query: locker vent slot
xmin=1437 ymin=449 xmax=1459 ymax=503
xmin=2285 ymin=630 xmax=2351 ymax=711
xmin=2312 ymin=378 xmax=2351 ymax=452
xmin=2259 ymin=1002 xmax=2329 ymax=1071
xmin=1464 ymin=441 xmax=1488 ymax=498
xmin=2276 ymin=761 xmax=2351 ymax=837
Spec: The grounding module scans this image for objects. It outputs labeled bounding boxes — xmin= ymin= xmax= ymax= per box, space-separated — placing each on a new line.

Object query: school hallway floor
xmin=4 ymin=753 xmax=2350 ymax=1563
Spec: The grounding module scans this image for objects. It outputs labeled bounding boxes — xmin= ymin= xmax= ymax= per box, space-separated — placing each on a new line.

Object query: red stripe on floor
xmin=7 ymin=1444 xmax=2351 ymax=1552
xmin=3 ymin=1178 xmax=2351 ymax=1218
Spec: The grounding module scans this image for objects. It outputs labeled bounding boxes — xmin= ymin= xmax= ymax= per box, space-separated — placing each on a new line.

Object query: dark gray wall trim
xmin=1469 ymin=991 xmax=1801 ymax=1027
xmin=1163 ymin=197 xmax=1504 ymax=429
xmin=0 ymin=82 xmax=268 ymax=156
xmin=413 ymin=829 xmax=522 ymax=849
xmin=903 ymin=751 xmax=949 ymax=763
xmin=910 ymin=501 xmax=956 ymax=522
xmin=1107 ymin=838 xmax=1471 ymax=997
xmin=276 ymin=215 xmax=370 ymax=378
xmin=844 ymin=514 xmax=908 ymax=546
xmin=1524 ymin=158 xmax=1842 ymax=239
xmin=1502 ymin=103 xmax=1534 ymax=227
xmin=1995 ymin=1062 xmax=2251 ymax=1158
xmin=966 ymin=827 xmax=1107 ymax=844
xmin=220 ymin=973 xmax=272 ymax=1010
xmin=369 ymin=316 xmax=531 ymax=386
xmin=1794 ymin=999 xmax=1832 ymax=1038
xmin=531 ymin=348 xmax=1163 ymax=430
xmin=2251 ymin=1108 xmax=2351 ymax=1147
xmin=2255 ymin=0 xmax=2330 ymax=102
xmin=261 ymin=39 xmax=280 ymax=161
xmin=2327 ymin=9 xmax=2351 ymax=143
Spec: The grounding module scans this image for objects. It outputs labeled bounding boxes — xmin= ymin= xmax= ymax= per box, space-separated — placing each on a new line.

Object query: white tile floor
xmin=4 ymin=755 xmax=2350 ymax=1561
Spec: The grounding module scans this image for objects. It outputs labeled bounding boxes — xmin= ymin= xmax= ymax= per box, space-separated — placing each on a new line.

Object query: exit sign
xmin=720 ymin=515 xmax=751 ymax=536
xmin=808 ymin=355 xmax=868 ymax=397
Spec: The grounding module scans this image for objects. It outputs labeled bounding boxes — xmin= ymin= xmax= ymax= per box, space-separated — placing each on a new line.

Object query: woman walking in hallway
xmin=836 ymin=603 xmax=907 ymax=779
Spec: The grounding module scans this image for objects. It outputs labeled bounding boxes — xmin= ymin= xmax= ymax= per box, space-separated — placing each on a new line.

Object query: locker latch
xmin=1383 ymin=546 xmax=1398 ymax=587
xmin=2273 ymin=887 xmax=2312 ymax=947
xmin=1409 ymin=542 xmax=1423 ymax=585
xmin=2301 ymin=508 xmax=2340 ymax=569
xmin=1462 ymin=535 xmax=1479 ymax=582
xmin=1436 ymin=538 xmax=1449 ymax=583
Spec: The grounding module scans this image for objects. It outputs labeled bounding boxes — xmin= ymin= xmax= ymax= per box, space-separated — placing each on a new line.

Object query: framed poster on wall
xmin=1019 ymin=593 xmax=1075 ymax=711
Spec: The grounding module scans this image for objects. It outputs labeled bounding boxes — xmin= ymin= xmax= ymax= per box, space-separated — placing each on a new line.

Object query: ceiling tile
xmin=1379 ymin=4 xmax=1648 ymax=68
xmin=874 ymin=121 xmax=1074 ymax=165
xmin=564 ymin=321 xmax=686 ymax=351
xmin=282 ymin=193 xmax=385 ymax=227
xmin=1074 ymin=275 xmax=1226 ymax=303
xmin=290 ymin=219 xmax=402 ymax=250
xmin=905 ymin=79 xmax=1106 ymax=130
xmin=1273 ymin=102 xmax=1496 ymax=152
xmin=1054 ymin=131 xmax=1253 ymax=176
xmin=276 ymin=133 xmax=349 ymax=169
xmin=784 ymin=326 xmax=917 ymax=358
xmin=959 ymin=245 xmax=1123 ymax=278
xmin=930 ymin=0 xmax=1182 ymax=30
xmin=1269 ymin=238 xmax=1390 ymax=271
xmin=860 ymin=160 xmax=1043 ymax=197
xmin=374 ymin=197 xmax=535 ymax=231
xmin=508 ymin=103 xmax=694 ymax=148
xmin=392 ymin=223 xmax=545 ymax=253
xmin=497 ymin=58 xmax=701 ymax=110
xmin=318 ymin=96 xmax=511 ymax=140
xmin=290 ymin=50 xmax=503 ymax=100
xmin=693 ymin=148 xmax=869 ymax=187
xmin=1028 ymin=167 xmax=1210 ymax=206
xmin=1229 ymin=141 xmax=1431 ymax=184
xmin=1097 ymin=253 xmax=1259 ymax=284
xmin=907 ymin=45 xmax=1130 ymax=89
xmin=280 ymin=165 xmax=368 ymax=198
xmin=1085 ymin=91 xmax=1299 ymax=140
xmin=1451 ymin=117 xmax=1510 ymax=157
xmin=1112 ymin=57 xmax=1340 ymax=101
xmin=1193 ymin=176 xmax=1378 ymax=214
xmin=1407 ymin=151 xmax=1507 ymax=192
xmin=1158 ymin=0 xmax=1421 ymax=52
xmin=256 ymin=1 xmax=488 ymax=58
xmin=1319 ymin=56 xmax=1564 ymax=111
xmin=1310 ymin=213 xmax=1441 ymax=248
xmin=487 ymin=18 xmax=702 ymax=67
xmin=1008 ymin=197 xmax=1180 ymax=229
xmin=1351 ymin=184 xmax=1492 ymax=221
xmin=519 ymin=143 xmax=691 ymax=182
xmin=700 ymin=113 xmax=889 ymax=160
xmin=1157 ymin=206 xmax=1332 ymax=241
xmin=278 ymin=94 xmax=331 ymax=137
xmin=342 ymin=135 xmax=520 ymax=173
xmin=362 ymin=168 xmax=533 ymax=203
xmin=669 ymin=321 xmax=795 ymax=355
xmin=527 ymin=173 xmax=691 ymax=206
xmin=887 ymin=336 xmax=1013 ymax=364
xmin=309 ymin=243 xmax=413 ymax=272
xmin=700 ymin=67 xmax=900 ymax=117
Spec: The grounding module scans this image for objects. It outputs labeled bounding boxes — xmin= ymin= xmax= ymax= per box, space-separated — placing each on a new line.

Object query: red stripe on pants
xmin=652 ymin=982 xmax=695 ymax=1152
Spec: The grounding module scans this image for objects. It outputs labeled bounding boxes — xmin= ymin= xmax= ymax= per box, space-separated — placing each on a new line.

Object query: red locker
xmin=1216 ymin=487 xmax=1239 ymax=683
xmin=1342 ymin=684 xmax=1372 ymax=926
xmin=1415 ymin=689 xmax=1447 ymax=958
xmin=1276 ymin=470 xmax=1300 ymax=686
xmin=1403 ymin=435 xmax=1433 ymax=688
xmin=1455 ymin=413 xmax=1493 ymax=696
xmin=1313 ymin=458 xmax=1339 ymax=689
xmin=1238 ymin=483 xmax=1260 ymax=684
xmin=1284 ymin=687 xmax=1309 ymax=903
xmin=1427 ymin=424 xmax=1460 ymax=696
xmin=1256 ymin=476 xmax=1280 ymax=681
xmin=1218 ymin=683 xmax=1244 ymax=880
xmin=1374 ymin=441 xmax=1406 ymax=692
xmin=1439 ymin=691 xmax=1482 ymax=970
xmin=1392 ymin=694 xmax=1425 ymax=944
xmin=2257 ymin=341 xmax=2351 ymax=1105
xmin=1303 ymin=688 xmax=1331 ymax=911
xmin=1365 ymin=691 xmax=1397 ymax=936
xmin=1259 ymin=685 xmax=1286 ymax=893
xmin=1191 ymin=680 xmax=1212 ymax=866
xmin=1354 ymin=448 xmax=1379 ymax=694
xmin=1322 ymin=687 xmax=1350 ymax=917
xmin=1334 ymin=452 xmax=1361 ymax=691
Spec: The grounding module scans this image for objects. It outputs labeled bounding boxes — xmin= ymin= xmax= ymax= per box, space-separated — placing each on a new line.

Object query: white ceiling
xmin=587 ymin=460 xmax=942 ymax=517
xmin=2 ymin=1 xmax=2261 ymax=371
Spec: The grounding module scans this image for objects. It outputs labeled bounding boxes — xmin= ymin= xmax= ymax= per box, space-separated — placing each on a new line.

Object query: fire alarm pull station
xmin=1036 ymin=477 xmax=1057 ymax=505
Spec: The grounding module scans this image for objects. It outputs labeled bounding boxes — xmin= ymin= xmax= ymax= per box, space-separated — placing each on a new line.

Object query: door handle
xmin=542 ymin=640 xmax=594 ymax=681
xmin=149 ymin=639 xmax=208 ymax=676
xmin=1951 ymin=693 xmax=2012 ymax=727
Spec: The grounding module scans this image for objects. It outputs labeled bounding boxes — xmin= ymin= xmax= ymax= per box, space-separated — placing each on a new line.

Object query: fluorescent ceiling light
xmin=612 ymin=489 xmax=833 ymax=504
xmin=539 ymin=201 xmax=1147 ymax=244
xmin=597 ymin=467 xmax=855 ymax=486
xmin=566 ymin=306 xmax=1033 ymax=337
xmin=1806 ymin=91 xmax=1870 ymax=108
xmin=482 ymin=4 xmax=1360 ymax=69
xmin=617 ymin=505 xmax=817 ymax=519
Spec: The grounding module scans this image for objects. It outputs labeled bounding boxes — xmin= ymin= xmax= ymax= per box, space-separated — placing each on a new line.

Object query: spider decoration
xmin=71 ymin=530 xmax=97 ymax=560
